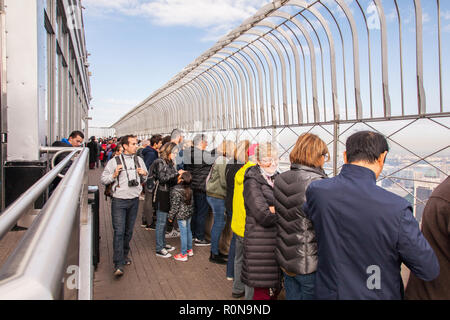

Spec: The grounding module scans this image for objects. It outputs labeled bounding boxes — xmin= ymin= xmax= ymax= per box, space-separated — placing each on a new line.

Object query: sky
xmin=82 ymin=0 xmax=450 ymax=159
xmin=83 ymin=0 xmax=271 ymax=127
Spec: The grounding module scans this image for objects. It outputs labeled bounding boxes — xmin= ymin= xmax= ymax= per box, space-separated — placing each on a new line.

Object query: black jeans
xmin=191 ymin=191 xmax=210 ymax=240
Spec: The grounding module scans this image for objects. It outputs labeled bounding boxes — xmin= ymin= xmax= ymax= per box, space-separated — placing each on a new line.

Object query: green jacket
xmin=206 ymin=155 xmax=228 ymax=199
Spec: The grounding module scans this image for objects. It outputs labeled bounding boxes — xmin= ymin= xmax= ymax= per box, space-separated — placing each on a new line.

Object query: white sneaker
xmin=165 ymin=230 xmax=180 ymax=238
xmin=165 ymin=244 xmax=176 ymax=252
xmin=156 ymin=248 xmax=172 ymax=258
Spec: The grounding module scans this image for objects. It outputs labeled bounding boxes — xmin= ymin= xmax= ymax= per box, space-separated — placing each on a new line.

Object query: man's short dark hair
xmin=120 ymin=135 xmax=137 ymax=146
xmin=193 ymin=134 xmax=207 ymax=146
xmin=69 ymin=130 xmax=84 ymax=139
xmin=346 ymin=131 xmax=389 ymax=164
xmin=150 ymin=134 xmax=163 ymax=147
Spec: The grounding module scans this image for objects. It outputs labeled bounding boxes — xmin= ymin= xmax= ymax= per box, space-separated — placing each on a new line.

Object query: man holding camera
xmin=101 ymin=135 xmax=147 ymax=277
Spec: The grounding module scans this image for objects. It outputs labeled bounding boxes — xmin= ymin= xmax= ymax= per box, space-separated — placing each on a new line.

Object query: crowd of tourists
xmin=86 ymin=128 xmax=447 ymax=300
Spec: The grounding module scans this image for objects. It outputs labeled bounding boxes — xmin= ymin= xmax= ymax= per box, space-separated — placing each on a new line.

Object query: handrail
xmin=0 ymin=148 xmax=89 ymax=299
xmin=0 ymin=149 xmax=78 ymax=241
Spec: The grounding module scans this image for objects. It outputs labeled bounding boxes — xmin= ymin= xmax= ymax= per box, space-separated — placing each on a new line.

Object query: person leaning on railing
xmin=273 ymin=133 xmax=329 ymax=300
xmin=184 ymin=134 xmax=215 ymax=247
xmin=230 ymin=143 xmax=257 ymax=300
xmin=241 ymin=142 xmax=282 ymax=300
xmin=153 ymin=142 xmax=185 ymax=258
xmin=206 ymin=140 xmax=236 ymax=265
xmin=302 ymin=131 xmax=440 ymax=300
xmin=100 ymin=135 xmax=147 ymax=277
xmin=224 ymin=140 xmax=250 ymax=281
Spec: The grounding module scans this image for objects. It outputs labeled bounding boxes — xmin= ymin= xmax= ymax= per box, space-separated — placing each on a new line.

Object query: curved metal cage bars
xmin=112 ymin=0 xmax=450 ymax=136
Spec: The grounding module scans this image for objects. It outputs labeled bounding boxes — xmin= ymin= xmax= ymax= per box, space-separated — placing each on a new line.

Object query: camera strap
xmin=120 ymin=154 xmax=141 ymax=184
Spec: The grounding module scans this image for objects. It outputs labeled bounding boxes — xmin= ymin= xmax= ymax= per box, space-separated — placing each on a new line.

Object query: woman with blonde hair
xmin=206 ymin=140 xmax=236 ymax=264
xmin=273 ymin=133 xmax=329 ymax=299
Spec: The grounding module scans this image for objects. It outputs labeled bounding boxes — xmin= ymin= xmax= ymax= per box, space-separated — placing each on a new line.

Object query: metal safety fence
xmin=111 ymin=0 xmax=449 ymax=223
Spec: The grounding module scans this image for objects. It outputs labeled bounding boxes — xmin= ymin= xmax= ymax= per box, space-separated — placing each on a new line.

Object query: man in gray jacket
xmin=101 ymin=135 xmax=147 ymax=277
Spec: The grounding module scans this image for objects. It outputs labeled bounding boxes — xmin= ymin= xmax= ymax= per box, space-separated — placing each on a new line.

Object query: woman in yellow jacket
xmin=231 ymin=143 xmax=258 ymax=300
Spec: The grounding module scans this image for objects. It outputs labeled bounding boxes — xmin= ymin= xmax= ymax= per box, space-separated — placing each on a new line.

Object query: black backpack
xmin=146 ymin=159 xmax=160 ymax=193
xmin=104 ymin=155 xmax=142 ymax=200
xmin=104 ymin=157 xmax=121 ymax=200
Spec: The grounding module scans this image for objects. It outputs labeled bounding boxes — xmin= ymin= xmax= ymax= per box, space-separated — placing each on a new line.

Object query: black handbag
xmin=156 ymin=184 xmax=170 ymax=212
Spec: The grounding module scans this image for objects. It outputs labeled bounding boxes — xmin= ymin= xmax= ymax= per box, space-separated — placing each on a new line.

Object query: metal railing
xmin=110 ymin=0 xmax=449 ymax=196
xmin=0 ymin=147 xmax=96 ymax=299
xmin=112 ymin=0 xmax=449 ymax=135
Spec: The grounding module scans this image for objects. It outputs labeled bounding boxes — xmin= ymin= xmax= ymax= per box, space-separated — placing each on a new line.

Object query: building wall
xmin=4 ymin=0 xmax=91 ymax=161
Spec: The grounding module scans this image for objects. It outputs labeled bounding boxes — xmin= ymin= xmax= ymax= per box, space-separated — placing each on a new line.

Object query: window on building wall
xmin=60 ymin=16 xmax=69 ymax=139
xmin=45 ymin=1 xmax=56 ymax=145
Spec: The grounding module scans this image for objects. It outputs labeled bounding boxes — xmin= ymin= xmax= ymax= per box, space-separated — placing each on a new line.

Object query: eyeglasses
xmin=260 ymin=158 xmax=278 ymax=165
xmin=322 ymin=153 xmax=330 ymax=161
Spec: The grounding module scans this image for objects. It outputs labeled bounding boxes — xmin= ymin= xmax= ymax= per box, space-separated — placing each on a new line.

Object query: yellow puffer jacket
xmin=231 ymin=161 xmax=256 ymax=237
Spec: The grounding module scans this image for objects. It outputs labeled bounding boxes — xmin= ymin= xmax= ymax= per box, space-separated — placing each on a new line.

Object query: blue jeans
xmin=207 ymin=196 xmax=226 ymax=255
xmin=111 ymin=197 xmax=139 ymax=268
xmin=227 ymin=231 xmax=236 ymax=278
xmin=283 ymin=271 xmax=316 ymax=300
xmin=156 ymin=206 xmax=168 ymax=252
xmin=178 ymin=218 xmax=193 ymax=255
xmin=191 ymin=191 xmax=210 ymax=241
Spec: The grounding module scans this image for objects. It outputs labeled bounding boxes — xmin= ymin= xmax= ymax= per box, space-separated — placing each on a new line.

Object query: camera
xmin=128 ymin=180 xmax=139 ymax=187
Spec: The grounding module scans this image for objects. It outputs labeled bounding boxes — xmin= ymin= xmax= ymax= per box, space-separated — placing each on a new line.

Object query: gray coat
xmin=100 ymin=154 xmax=147 ymax=199
xmin=273 ymin=164 xmax=327 ymax=275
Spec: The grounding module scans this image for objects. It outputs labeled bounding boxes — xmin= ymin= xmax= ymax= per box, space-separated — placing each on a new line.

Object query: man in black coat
xmin=141 ymin=134 xmax=163 ymax=229
xmin=87 ymin=136 xmax=98 ymax=169
xmin=184 ymin=134 xmax=216 ymax=246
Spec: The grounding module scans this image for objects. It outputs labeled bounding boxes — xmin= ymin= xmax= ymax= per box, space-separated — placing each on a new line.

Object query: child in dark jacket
xmin=168 ymin=171 xmax=194 ymax=261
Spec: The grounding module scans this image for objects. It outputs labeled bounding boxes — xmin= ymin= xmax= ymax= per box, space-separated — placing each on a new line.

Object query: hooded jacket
xmin=231 ymin=161 xmax=256 ymax=238
xmin=241 ymin=165 xmax=281 ymax=289
xmin=274 ymin=164 xmax=327 ymax=276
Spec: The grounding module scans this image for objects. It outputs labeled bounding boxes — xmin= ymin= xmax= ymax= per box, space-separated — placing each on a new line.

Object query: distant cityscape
xmin=279 ymin=153 xmax=449 ymax=225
